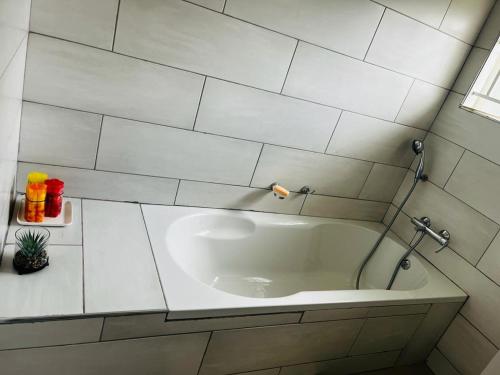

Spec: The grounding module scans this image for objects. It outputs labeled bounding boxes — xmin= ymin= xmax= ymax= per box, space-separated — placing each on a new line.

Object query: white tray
xmin=17 ymin=198 xmax=73 ymax=227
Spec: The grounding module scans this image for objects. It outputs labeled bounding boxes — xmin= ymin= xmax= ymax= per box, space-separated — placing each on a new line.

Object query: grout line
xmin=347 ymin=318 xmax=368 ymax=355
xmin=222 ymin=0 xmax=227 ymax=13
xmin=98 ymin=317 xmax=106 ymax=341
xmin=394 ymin=79 xmax=415 ymax=122
xmin=196 ymin=332 xmax=213 ymax=375
xmin=475 ymin=226 xmax=500 ymax=267
xmin=139 ymin=205 xmax=169 ymax=310
xmin=298 ymin=194 xmax=308 ymax=215
xmin=80 ymin=200 xmax=86 ymax=314
xmin=438 ymin=0 xmax=453 ymax=30
xmin=323 ymin=110 xmax=343 ymax=153
xmin=457 ymin=312 xmax=500 ymax=350
xmin=434 ymin=347 xmax=466 ymax=375
xmin=172 ymin=180 xmax=181 ymax=205
xmin=357 ymin=163 xmax=376 ymax=199
xmin=93 ymin=115 xmax=104 ymax=170
xmin=192 ymin=76 xmax=207 ymax=130
xmin=111 ymin=0 xmax=121 ymax=51
xmin=363 ymin=7 xmax=386 ymax=61
xmin=248 ymin=144 xmax=264 ymax=187
xmin=280 ymin=39 xmax=299 ymax=94
xmin=442 ymin=148 xmax=466 ymax=189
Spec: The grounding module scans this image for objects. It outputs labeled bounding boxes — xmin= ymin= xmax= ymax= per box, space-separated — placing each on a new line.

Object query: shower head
xmin=412 ymin=140 xmax=424 ymax=155
xmin=412 ymin=139 xmax=425 ymax=182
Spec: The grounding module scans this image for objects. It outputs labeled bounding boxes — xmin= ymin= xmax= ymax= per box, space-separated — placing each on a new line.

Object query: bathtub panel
xmin=302 ymin=307 xmax=369 ymax=323
xmin=199 ymin=320 xmax=364 ymax=375
xmin=101 ymin=312 xmax=301 ymax=340
xmin=367 ymin=304 xmax=430 ymax=317
xmin=280 ymin=351 xmax=400 ymax=375
xmin=350 ymin=314 xmax=425 ymax=355
xmin=398 ymin=303 xmax=462 ymax=366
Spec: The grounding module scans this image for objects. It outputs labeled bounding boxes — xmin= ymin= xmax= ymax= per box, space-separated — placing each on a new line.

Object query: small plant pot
xmin=13 ymin=227 xmax=50 ymax=275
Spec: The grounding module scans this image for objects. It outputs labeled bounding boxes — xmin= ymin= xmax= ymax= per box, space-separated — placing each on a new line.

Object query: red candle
xmin=45 ymin=179 xmax=64 ymax=217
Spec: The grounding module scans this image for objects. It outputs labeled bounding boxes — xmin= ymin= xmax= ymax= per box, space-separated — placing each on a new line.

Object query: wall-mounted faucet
xmin=411 ymin=216 xmax=450 ymax=251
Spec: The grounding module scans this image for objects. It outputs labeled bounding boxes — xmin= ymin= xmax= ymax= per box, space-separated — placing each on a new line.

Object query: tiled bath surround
xmin=0 ymin=0 xmax=30 ymax=252
xmin=385 ymin=2 xmax=500 ymax=374
xmin=16 ymin=0 xmax=493 ymax=221
xmin=0 ymin=198 xmax=463 ymax=374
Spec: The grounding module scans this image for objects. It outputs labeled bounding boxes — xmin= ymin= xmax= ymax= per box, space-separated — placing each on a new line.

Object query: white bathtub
xmin=142 ymin=206 xmax=466 ymax=319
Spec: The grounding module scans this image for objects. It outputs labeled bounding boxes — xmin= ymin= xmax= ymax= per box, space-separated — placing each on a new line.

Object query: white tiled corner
xmin=410 ymin=133 xmax=464 ymax=188
xmin=195 ymin=78 xmax=340 ymax=152
xmin=0 ymin=318 xmax=103 ymax=350
xmin=175 ymin=180 xmax=306 ymax=215
xmin=326 ymin=112 xmax=426 ymax=167
xmin=0 ymin=0 xmax=30 ymax=76
xmin=199 ymin=320 xmax=364 ymax=375
xmin=114 ymin=0 xmax=296 ymax=92
xmin=7 ymin=196 xmax=82 ymax=245
xmin=445 ymin=151 xmax=500 ymax=224
xmin=17 ymin=162 xmax=179 ymax=205
xmin=224 ymin=0 xmax=384 ymax=59
xmin=251 ymin=145 xmax=372 ymax=198
xmin=359 ymin=164 xmax=407 ymax=202
xmin=24 ymin=34 xmax=204 ymax=129
xmin=0 ymin=333 xmax=210 ymax=375
xmin=19 ymin=102 xmax=102 ymax=169
xmin=374 ymin=0 xmax=451 ymax=28
xmin=82 ymin=200 xmax=166 ymax=314
xmin=395 ymin=80 xmax=449 ymax=130
xmin=478 ymin=233 xmax=500 ymax=285
xmin=395 ymin=172 xmax=499 ymax=265
xmin=30 ymin=0 xmax=119 ymax=50
xmin=0 ymin=245 xmax=83 ymax=318
xmin=452 ymin=47 xmax=490 ymax=95
xmin=426 ymin=349 xmax=461 ymax=375
xmin=96 ymin=117 xmax=262 ymax=186
xmin=439 ymin=0 xmax=495 ymax=44
xmin=283 ymin=42 xmax=412 ymax=121
xmin=475 ymin=0 xmax=500 ymax=50
xmin=438 ymin=314 xmax=497 ymax=375
xmin=301 ymin=195 xmax=389 ymax=221
xmin=350 ymin=314 xmax=425 ymax=355
xmin=366 ymin=10 xmax=470 ymax=88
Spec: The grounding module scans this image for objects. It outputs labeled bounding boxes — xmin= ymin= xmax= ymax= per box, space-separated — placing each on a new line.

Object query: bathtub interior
xmin=166 ymin=212 xmax=429 ymax=298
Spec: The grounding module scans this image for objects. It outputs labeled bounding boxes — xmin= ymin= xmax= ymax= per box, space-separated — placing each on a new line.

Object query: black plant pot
xmin=13 ymin=250 xmax=49 ymax=275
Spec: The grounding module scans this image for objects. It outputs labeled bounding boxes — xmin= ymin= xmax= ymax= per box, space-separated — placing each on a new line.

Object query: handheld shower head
xmin=412 ymin=139 xmax=425 ymax=182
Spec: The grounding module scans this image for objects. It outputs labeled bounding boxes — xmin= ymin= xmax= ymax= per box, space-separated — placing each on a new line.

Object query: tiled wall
xmin=385 ymin=2 xmax=500 ymax=374
xmin=16 ymin=0 xmax=490 ymax=221
xmin=0 ymin=0 xmax=30 ymax=251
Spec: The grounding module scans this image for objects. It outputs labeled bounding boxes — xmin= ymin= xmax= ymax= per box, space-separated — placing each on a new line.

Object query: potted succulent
xmin=13 ymin=228 xmax=50 ymax=274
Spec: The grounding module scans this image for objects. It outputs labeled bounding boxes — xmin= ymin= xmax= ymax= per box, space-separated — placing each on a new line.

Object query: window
xmin=462 ymin=37 xmax=500 ymax=122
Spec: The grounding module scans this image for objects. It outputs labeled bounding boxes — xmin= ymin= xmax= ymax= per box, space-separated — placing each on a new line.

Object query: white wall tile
xmin=17 ymin=162 xmax=178 ymax=205
xmin=195 ymin=78 xmax=340 ymax=152
xmin=24 ymin=34 xmax=204 ymax=129
xmin=30 ymin=0 xmax=119 ymax=50
xmin=478 ymin=234 xmax=500 ymax=285
xmin=350 ymin=314 xmax=425 ymax=355
xmin=7 ymin=197 xmax=82 ymax=245
xmin=224 ymin=0 xmax=384 ymax=59
xmin=251 ymin=145 xmax=372 ymax=198
xmin=446 ymin=152 xmax=500 ymax=224
xmin=475 ymin=1 xmax=500 ymax=50
xmin=97 ymin=117 xmax=261 ymax=185
xmin=0 ymin=0 xmax=30 ymax=76
xmin=0 ymin=245 xmax=83 ymax=318
xmin=19 ymin=102 xmax=102 ymax=169
xmin=432 ymin=92 xmax=500 ymax=165
xmin=438 ymin=315 xmax=497 ymax=375
xmin=374 ymin=0 xmax=451 ymax=28
xmin=199 ymin=320 xmax=364 ymax=375
xmin=326 ymin=112 xmax=426 ymax=167
xmin=0 ymin=318 xmax=103 ymax=350
xmin=283 ymin=42 xmax=412 ymax=121
xmin=410 ymin=133 xmax=464 ymax=188
xmin=175 ymin=180 xmax=305 ymax=215
xmin=359 ymin=164 xmax=407 ymax=202
xmin=398 ymin=303 xmax=462 ymax=365
xmin=0 ymin=333 xmax=210 ymax=375
xmin=396 ymin=81 xmax=449 ymax=130
xmin=301 ymin=195 xmax=389 ymax=221
xmin=440 ymin=0 xmax=495 ymax=45
xmin=394 ymin=172 xmax=499 ymax=265
xmin=366 ymin=10 xmax=470 ymax=88
xmin=187 ymin=0 xmax=225 ymax=12
xmin=418 ymin=240 xmax=500 ymax=347
xmin=280 ymin=351 xmax=400 ymax=375
xmin=453 ymin=47 xmax=490 ymax=95
xmin=82 ymin=200 xmax=166 ymax=314
xmin=114 ymin=0 xmax=296 ymax=92
xmin=427 ymin=349 xmax=461 ymax=375
xmin=102 ymin=312 xmax=301 ymax=340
